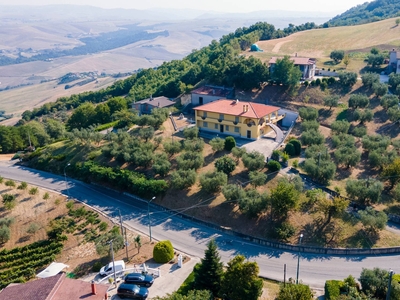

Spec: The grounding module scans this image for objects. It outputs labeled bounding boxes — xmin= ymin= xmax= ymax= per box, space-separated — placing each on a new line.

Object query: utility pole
xmin=124 ymin=227 xmax=129 ymax=261
xmin=118 ymin=209 xmax=123 ymax=235
xmin=284 ymin=264 xmax=286 ymax=287
xmin=296 ymin=234 xmax=304 ymax=284
xmin=108 ymin=240 xmax=117 ymax=286
xmin=386 ymin=269 xmax=394 ymax=300
xmin=147 ymin=196 xmax=155 ymax=242
xmin=63 ymin=163 xmax=71 ymax=198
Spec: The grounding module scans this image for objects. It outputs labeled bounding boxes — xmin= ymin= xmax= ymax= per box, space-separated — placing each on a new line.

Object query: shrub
xmin=292 ymin=159 xmax=299 ymax=168
xmin=153 ymin=240 xmax=174 ymax=263
xmin=267 ymin=160 xmax=281 ymax=172
xmin=284 ymin=143 xmax=295 ymax=156
xmin=5 ymin=180 xmax=15 ymax=187
xmin=0 ymin=225 xmax=10 ymax=243
xmin=29 ymin=187 xmax=39 ymax=195
xmin=17 ymin=182 xmax=28 ymax=190
xmin=224 ymin=136 xmax=236 ymax=151
xmin=288 ymin=139 xmax=302 ymax=156
xmin=99 ymin=222 xmax=108 ymax=232
xmin=0 ymin=176 xmax=2 ymax=184
xmin=0 ymin=217 xmax=14 ymax=227
xmin=325 ymin=280 xmax=343 ymax=300
xmin=66 ymin=201 xmax=74 ymax=210
xmin=27 ymin=223 xmax=41 ymax=234
xmin=43 ymin=192 xmax=50 ymax=200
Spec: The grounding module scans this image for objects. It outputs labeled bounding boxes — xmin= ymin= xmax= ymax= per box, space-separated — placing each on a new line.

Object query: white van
xmin=99 ymin=260 xmax=125 ymax=277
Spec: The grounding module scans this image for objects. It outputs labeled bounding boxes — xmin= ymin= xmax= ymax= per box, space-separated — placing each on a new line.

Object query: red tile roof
xmin=193 ymin=99 xmax=280 ymax=119
xmin=0 ymin=273 xmax=109 ymax=300
xmin=269 ymin=56 xmax=315 ymax=65
xmin=191 ymin=86 xmax=233 ymax=97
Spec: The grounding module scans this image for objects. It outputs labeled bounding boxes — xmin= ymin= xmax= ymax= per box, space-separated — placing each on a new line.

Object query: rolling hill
xmin=327 ymin=0 xmax=400 ymax=27
xmin=245 ymin=17 xmax=400 ymax=71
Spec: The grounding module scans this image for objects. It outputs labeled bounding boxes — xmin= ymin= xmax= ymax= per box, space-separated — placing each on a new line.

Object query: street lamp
xmin=386 ymin=269 xmax=394 ymax=300
xmin=64 ymin=163 xmax=71 ymax=198
xmin=148 ymin=196 xmax=156 ymax=242
xmin=296 ymin=233 xmax=304 ymax=284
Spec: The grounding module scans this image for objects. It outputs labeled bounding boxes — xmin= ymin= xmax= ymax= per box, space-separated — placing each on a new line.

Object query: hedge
xmin=325 ymin=280 xmax=343 ymax=300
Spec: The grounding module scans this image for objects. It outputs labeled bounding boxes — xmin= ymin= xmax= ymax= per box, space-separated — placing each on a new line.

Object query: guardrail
xmin=122 ymin=191 xmax=400 ymax=256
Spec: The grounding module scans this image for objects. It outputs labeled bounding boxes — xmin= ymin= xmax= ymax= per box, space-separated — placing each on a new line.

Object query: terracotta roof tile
xmin=0 ymin=273 xmax=109 ymax=300
xmin=194 ymin=99 xmax=280 ymax=118
xmin=0 ymin=273 xmax=63 ymax=300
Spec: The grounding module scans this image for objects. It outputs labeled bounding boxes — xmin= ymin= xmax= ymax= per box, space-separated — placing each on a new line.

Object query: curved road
xmin=0 ymin=160 xmax=398 ymax=288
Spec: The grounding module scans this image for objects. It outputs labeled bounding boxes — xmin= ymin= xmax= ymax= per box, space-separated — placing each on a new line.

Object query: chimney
xmin=295 ymin=53 xmax=297 ymax=57
xmin=236 ymin=99 xmax=239 ymax=104
xmin=158 ymin=102 xmax=160 ymax=107
xmin=150 ymin=95 xmax=153 ymax=101
xmin=246 ymin=105 xmax=249 ymax=112
xmin=243 ymin=105 xmax=246 ymax=112
xmin=91 ymin=280 xmax=97 ymax=295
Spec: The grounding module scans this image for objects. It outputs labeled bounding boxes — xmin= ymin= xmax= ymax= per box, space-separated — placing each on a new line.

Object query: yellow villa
xmin=193 ymin=99 xmax=284 ymax=140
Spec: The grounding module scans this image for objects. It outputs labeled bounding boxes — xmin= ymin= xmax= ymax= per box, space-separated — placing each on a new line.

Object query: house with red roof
xmin=191 ymin=85 xmax=234 ymax=106
xmin=193 ymin=99 xmax=283 ymax=140
xmin=269 ymin=55 xmax=316 ymax=79
xmin=0 ymin=273 xmax=109 ymax=300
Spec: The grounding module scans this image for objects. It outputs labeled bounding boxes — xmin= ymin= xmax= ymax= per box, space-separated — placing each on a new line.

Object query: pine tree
xmin=193 ymin=239 xmax=224 ymax=296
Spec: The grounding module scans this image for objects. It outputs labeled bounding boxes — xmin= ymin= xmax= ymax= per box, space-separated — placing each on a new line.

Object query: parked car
xmin=99 ymin=260 xmax=125 ymax=277
xmin=124 ymin=273 xmax=154 ymax=287
xmin=117 ymin=283 xmax=148 ymax=299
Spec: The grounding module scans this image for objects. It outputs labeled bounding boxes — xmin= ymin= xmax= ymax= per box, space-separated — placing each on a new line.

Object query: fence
xmin=96 ymin=265 xmax=161 ymax=285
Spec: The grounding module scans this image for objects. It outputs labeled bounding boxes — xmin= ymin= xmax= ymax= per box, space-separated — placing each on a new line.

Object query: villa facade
xmin=193 ymin=99 xmax=283 ymax=140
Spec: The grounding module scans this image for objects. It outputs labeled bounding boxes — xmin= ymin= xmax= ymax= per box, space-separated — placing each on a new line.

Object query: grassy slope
xmin=244 ymin=17 xmax=400 ymax=73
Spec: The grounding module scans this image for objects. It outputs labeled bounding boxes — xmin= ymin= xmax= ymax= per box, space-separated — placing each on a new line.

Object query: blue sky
xmin=0 ymin=0 xmax=369 ymax=12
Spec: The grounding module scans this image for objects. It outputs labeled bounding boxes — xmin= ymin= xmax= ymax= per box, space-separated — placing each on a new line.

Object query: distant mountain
xmin=0 ymin=4 xmax=334 ymax=26
xmin=326 ymin=0 xmax=400 ymax=27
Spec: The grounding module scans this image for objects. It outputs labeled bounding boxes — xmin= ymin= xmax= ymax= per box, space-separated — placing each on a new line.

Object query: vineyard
xmin=0 ymin=239 xmax=63 ymax=289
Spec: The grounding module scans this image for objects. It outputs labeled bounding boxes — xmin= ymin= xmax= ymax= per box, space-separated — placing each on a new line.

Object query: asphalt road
xmin=0 ymin=160 xmax=399 ymax=288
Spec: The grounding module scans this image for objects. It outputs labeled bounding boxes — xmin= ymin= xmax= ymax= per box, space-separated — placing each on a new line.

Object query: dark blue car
xmin=117 ymin=283 xmax=148 ymax=299
xmin=124 ymin=273 xmax=154 ymax=287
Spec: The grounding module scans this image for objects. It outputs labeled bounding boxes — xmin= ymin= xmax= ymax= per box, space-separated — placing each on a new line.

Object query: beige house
xmin=193 ymin=99 xmax=283 ymax=140
xmin=269 ymin=56 xmax=316 ymax=79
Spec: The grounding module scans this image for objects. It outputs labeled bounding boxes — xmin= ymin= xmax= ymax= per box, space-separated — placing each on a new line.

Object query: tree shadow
xmin=19 ymin=197 xmax=31 ymax=203
xmin=344 ymin=230 xmax=379 ymax=249
xmin=377 ymin=122 xmax=400 ymax=138
xmin=17 ymin=235 xmax=31 ymax=243
xmin=323 ymin=60 xmax=339 ymax=66
xmin=373 ymin=109 xmax=389 ymax=124
xmin=318 ymin=108 xmax=333 ymax=121
xmin=203 ymin=150 xmax=228 ymax=166
xmin=33 ymin=202 xmax=45 ymax=208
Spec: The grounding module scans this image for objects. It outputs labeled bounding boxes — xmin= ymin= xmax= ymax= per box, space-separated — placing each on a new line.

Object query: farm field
xmin=244 ymin=17 xmax=400 ymax=74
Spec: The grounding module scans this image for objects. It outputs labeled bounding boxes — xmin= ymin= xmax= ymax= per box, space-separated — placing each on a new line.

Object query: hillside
xmin=327 ymin=0 xmax=400 ymax=27
xmin=245 ymin=17 xmax=400 ymax=72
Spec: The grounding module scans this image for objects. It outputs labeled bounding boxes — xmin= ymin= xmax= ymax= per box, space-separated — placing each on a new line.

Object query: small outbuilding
xmin=250 ymin=44 xmax=263 ymax=52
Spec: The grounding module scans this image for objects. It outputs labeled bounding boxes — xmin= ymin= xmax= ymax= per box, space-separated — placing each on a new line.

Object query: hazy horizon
xmin=0 ymin=0 xmax=369 ymax=13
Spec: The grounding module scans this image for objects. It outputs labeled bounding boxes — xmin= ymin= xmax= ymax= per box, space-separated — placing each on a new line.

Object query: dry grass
xmin=0 ymin=178 xmax=155 ymax=275
xmin=0 ymin=76 xmax=120 ymax=118
xmin=244 ymin=16 xmax=400 ymax=73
